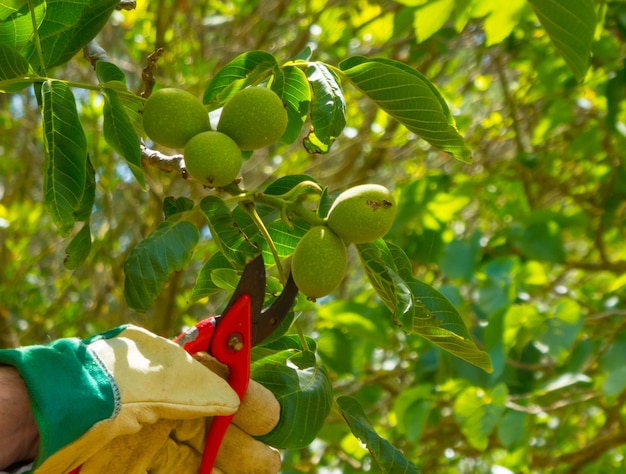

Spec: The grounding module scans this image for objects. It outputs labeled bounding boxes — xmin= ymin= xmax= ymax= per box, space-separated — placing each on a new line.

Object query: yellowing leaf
xmin=413 ymin=0 xmax=455 ymax=43
xmin=483 ymin=0 xmax=527 ymax=46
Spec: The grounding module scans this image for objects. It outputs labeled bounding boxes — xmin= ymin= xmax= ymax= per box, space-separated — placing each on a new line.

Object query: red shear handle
xmin=199 ymin=294 xmax=252 ymax=474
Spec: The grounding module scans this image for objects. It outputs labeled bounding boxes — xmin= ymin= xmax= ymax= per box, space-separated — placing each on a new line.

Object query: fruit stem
xmin=240 ymin=202 xmax=287 ymax=283
xmin=289 ymin=202 xmax=326 ymax=227
xmin=278 ymin=180 xmax=324 ymax=201
xmin=295 ymin=321 xmax=310 ymax=352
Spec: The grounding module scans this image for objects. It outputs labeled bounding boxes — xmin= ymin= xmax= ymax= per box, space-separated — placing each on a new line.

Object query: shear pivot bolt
xmin=227 ymin=333 xmax=244 ymax=351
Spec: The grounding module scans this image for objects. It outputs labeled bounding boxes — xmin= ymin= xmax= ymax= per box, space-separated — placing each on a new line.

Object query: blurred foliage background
xmin=2 ymin=0 xmax=626 ymax=472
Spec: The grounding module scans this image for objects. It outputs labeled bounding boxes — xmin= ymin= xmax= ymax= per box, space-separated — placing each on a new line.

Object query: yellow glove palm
xmin=0 ymin=325 xmax=281 ymax=474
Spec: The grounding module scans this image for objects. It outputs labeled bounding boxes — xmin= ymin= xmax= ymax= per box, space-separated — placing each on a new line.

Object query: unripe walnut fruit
xmin=291 ymin=226 xmax=347 ymax=299
xmin=217 ymin=87 xmax=288 ymax=150
xmin=183 ymin=131 xmax=242 ymax=187
xmin=142 ymin=88 xmax=210 ymax=149
xmin=327 ymin=184 xmax=396 ymax=244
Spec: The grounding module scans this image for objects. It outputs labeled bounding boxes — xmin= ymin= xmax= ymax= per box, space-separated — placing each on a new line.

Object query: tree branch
xmin=116 ymin=0 xmax=136 ymax=10
xmin=83 ymin=40 xmax=109 ymax=68
xmin=140 ymin=144 xmax=187 ymax=178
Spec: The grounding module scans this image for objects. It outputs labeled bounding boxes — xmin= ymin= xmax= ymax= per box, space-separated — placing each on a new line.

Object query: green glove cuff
xmin=0 ymin=326 xmax=126 ymax=466
xmin=0 ymin=325 xmax=240 ymax=474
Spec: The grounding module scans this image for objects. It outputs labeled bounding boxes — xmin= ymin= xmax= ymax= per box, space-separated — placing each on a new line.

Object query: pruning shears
xmin=173 ymin=254 xmax=298 ymax=474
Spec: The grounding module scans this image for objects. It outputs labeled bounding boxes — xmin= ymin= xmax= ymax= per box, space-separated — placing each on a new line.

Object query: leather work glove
xmin=0 ymin=325 xmax=281 ymax=474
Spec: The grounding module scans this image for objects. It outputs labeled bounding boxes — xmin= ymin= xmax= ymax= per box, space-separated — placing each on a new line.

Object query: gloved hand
xmin=0 ymin=325 xmax=281 ymax=474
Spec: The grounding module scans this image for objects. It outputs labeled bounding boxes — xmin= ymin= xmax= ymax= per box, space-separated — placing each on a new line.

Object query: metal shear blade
xmin=175 ymin=254 xmax=298 ymax=474
xmin=220 ymin=254 xmax=299 ymax=347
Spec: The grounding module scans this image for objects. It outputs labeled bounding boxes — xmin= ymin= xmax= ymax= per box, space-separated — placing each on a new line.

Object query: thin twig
xmin=140 ymin=48 xmax=164 ymax=98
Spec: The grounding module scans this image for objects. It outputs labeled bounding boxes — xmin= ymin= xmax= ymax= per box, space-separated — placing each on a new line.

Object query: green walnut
xmin=142 ymin=88 xmax=210 ymax=149
xmin=183 ymin=131 xmax=242 ymax=187
xmin=291 ymin=226 xmax=347 ymax=299
xmin=327 ymin=184 xmax=396 ymax=244
xmin=217 ymin=87 xmax=288 ymax=150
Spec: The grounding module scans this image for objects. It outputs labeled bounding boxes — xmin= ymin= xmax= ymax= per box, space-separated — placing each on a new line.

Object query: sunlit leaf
xmin=454 ymin=384 xmax=508 ymax=450
xmin=0 ymin=0 xmax=44 ymax=48
xmin=303 ymin=62 xmax=346 ymax=154
xmin=23 ymin=0 xmax=120 ymax=71
xmin=124 ymin=220 xmax=199 ymax=312
xmin=272 ymin=64 xmax=311 ymax=144
xmin=0 ymin=44 xmax=30 ymax=91
xmin=339 ymin=56 xmax=471 ymax=162
xmin=357 ymin=239 xmax=493 ymax=372
xmin=203 ymin=50 xmax=277 ymax=107
xmin=338 ymin=396 xmax=420 ymax=473
xmin=482 ymin=0 xmax=528 ymax=46
xmin=413 ymin=0 xmax=455 ymax=43
xmin=41 ymin=80 xmax=87 ymax=235
xmin=528 ymin=0 xmax=596 ymax=82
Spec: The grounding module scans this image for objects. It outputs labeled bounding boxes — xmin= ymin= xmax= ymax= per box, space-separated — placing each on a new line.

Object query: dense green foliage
xmin=1 ymin=0 xmax=626 ymax=472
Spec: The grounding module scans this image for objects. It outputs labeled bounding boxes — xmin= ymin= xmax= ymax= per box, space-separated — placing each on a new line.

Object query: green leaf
xmin=393 ymin=384 xmax=434 ymax=442
xmin=124 ymin=220 xmax=199 ymax=312
xmin=357 ymin=240 xmax=493 ymax=372
xmin=95 ymin=60 xmax=127 ymax=84
xmin=406 ymin=279 xmax=493 ymax=371
xmin=317 ymin=327 xmax=353 ymax=374
xmin=199 ymin=196 xmax=259 ymax=267
xmin=303 ymin=62 xmax=346 ymax=154
xmin=338 ymin=396 xmax=420 ymax=474
xmin=0 ymin=44 xmax=30 ymax=85
xmin=453 ymin=384 xmax=508 ymax=450
xmin=41 ymin=80 xmax=87 ymax=235
xmin=191 ymin=252 xmax=235 ymax=301
xmin=0 ymin=0 xmax=44 ymax=48
xmin=203 ymin=50 xmax=277 ymax=107
xmin=102 ymin=86 xmax=146 ymax=188
xmin=528 ymin=0 xmax=596 ymax=82
xmin=253 ymin=350 xmax=333 ymax=449
xmin=263 ymin=174 xmax=320 ymax=195
xmin=63 ymin=222 xmax=92 ymax=270
xmin=272 ymin=64 xmax=311 ymax=144
xmin=72 ymin=154 xmax=95 ymax=222
xmin=261 ymin=218 xmax=310 ymax=264
xmin=163 ymin=196 xmax=194 ymax=218
xmin=258 ymin=334 xmax=317 ymax=354
xmin=24 ymin=0 xmax=120 ymax=71
xmin=497 ymin=410 xmax=528 ymax=449
xmin=339 ymin=56 xmax=471 ymax=162
xmin=511 ymin=218 xmax=565 ymax=263
xmin=256 ymin=175 xmax=319 ymax=262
